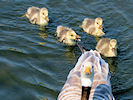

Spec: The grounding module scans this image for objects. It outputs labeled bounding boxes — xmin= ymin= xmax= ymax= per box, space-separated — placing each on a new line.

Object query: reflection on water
xmin=39 ymin=26 xmax=46 ymax=31
xmin=64 ymin=46 xmax=77 ymax=64
xmin=38 ymin=42 xmax=46 ymax=46
xmin=95 ymin=36 xmax=101 ymax=42
xmin=40 ymin=97 xmax=48 ymax=100
xmin=39 ymin=32 xmax=48 ymax=40
xmin=5 ymin=47 xmax=24 ymax=53
xmin=106 ymin=57 xmax=118 ymax=74
xmin=38 ymin=32 xmax=48 ymax=46
xmin=0 ymin=0 xmax=133 ymax=100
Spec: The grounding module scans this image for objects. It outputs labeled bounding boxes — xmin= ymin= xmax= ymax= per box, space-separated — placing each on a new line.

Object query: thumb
xmin=92 ymin=56 xmax=102 ymax=74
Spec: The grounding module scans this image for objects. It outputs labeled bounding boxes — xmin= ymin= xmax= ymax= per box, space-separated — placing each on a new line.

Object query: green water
xmin=0 ymin=0 xmax=133 ymax=100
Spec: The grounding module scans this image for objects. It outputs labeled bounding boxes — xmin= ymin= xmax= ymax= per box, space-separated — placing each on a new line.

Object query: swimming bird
xmin=96 ymin=38 xmax=117 ymax=57
xmin=56 ymin=26 xmax=81 ymax=46
xmin=81 ymin=17 xmax=105 ymax=37
xmin=58 ymin=47 xmax=101 ymax=100
xmin=25 ymin=6 xmax=49 ymax=26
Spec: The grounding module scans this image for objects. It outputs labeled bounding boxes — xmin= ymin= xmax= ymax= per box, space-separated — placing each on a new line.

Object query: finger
xmin=93 ymin=50 xmax=101 ymax=58
xmin=75 ymin=51 xmax=91 ymax=69
xmin=93 ymin=56 xmax=102 ymax=73
xmin=100 ymin=59 xmax=109 ymax=76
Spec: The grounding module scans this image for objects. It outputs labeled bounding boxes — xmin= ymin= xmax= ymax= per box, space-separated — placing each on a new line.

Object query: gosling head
xmin=110 ymin=39 xmax=117 ymax=52
xmin=81 ymin=62 xmax=93 ymax=87
xmin=67 ymin=29 xmax=81 ymax=42
xmin=40 ymin=7 xmax=49 ymax=22
xmin=95 ymin=17 xmax=103 ymax=29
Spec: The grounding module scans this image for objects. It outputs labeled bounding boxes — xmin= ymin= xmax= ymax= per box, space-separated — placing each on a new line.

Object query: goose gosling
xmin=56 ymin=26 xmax=81 ymax=46
xmin=81 ymin=17 xmax=105 ymax=37
xmin=25 ymin=6 xmax=49 ymax=26
xmin=96 ymin=38 xmax=117 ymax=57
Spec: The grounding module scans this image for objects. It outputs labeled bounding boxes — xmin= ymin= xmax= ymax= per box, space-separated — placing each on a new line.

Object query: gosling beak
xmin=99 ymin=25 xmax=103 ymax=29
xmin=84 ymin=66 xmax=91 ymax=75
xmin=76 ymin=35 xmax=81 ymax=41
xmin=112 ymin=48 xmax=115 ymax=52
xmin=21 ymin=13 xmax=26 ymax=18
xmin=45 ymin=16 xmax=49 ymax=22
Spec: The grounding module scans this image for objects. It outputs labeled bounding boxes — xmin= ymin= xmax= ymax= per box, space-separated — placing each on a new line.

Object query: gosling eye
xmin=71 ymin=34 xmax=74 ymax=37
xmin=43 ymin=13 xmax=45 ymax=15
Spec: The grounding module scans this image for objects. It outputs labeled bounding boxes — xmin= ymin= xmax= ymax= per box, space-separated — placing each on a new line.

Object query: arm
xmin=58 ymin=51 xmax=91 ymax=100
xmin=89 ymin=57 xmax=115 ymax=100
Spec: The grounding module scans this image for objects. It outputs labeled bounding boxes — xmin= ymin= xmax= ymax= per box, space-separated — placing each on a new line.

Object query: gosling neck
xmin=65 ymin=38 xmax=76 ymax=46
xmin=39 ymin=14 xmax=48 ymax=26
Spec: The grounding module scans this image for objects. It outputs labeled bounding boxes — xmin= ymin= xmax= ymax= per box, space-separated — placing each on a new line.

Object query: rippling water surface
xmin=0 ymin=0 xmax=133 ymax=100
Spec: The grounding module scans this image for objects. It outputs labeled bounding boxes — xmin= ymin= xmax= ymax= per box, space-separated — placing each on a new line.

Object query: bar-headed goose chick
xmin=81 ymin=17 xmax=105 ymax=37
xmin=56 ymin=26 xmax=81 ymax=46
xmin=25 ymin=6 xmax=49 ymax=26
xmin=96 ymin=38 xmax=117 ymax=57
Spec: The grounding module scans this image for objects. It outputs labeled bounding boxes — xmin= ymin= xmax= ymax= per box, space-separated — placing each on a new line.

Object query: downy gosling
xmin=56 ymin=26 xmax=81 ymax=46
xmin=25 ymin=6 xmax=49 ymax=26
xmin=81 ymin=17 xmax=105 ymax=37
xmin=96 ymin=38 xmax=117 ymax=57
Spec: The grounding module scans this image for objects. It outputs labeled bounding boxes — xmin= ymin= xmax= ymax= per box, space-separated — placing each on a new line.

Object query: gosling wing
xmin=26 ymin=6 xmax=40 ymax=18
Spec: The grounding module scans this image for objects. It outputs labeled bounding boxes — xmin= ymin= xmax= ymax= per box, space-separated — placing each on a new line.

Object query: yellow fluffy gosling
xmin=96 ymin=38 xmax=117 ymax=57
xmin=25 ymin=6 xmax=49 ymax=26
xmin=81 ymin=17 xmax=105 ymax=37
xmin=56 ymin=26 xmax=81 ymax=46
